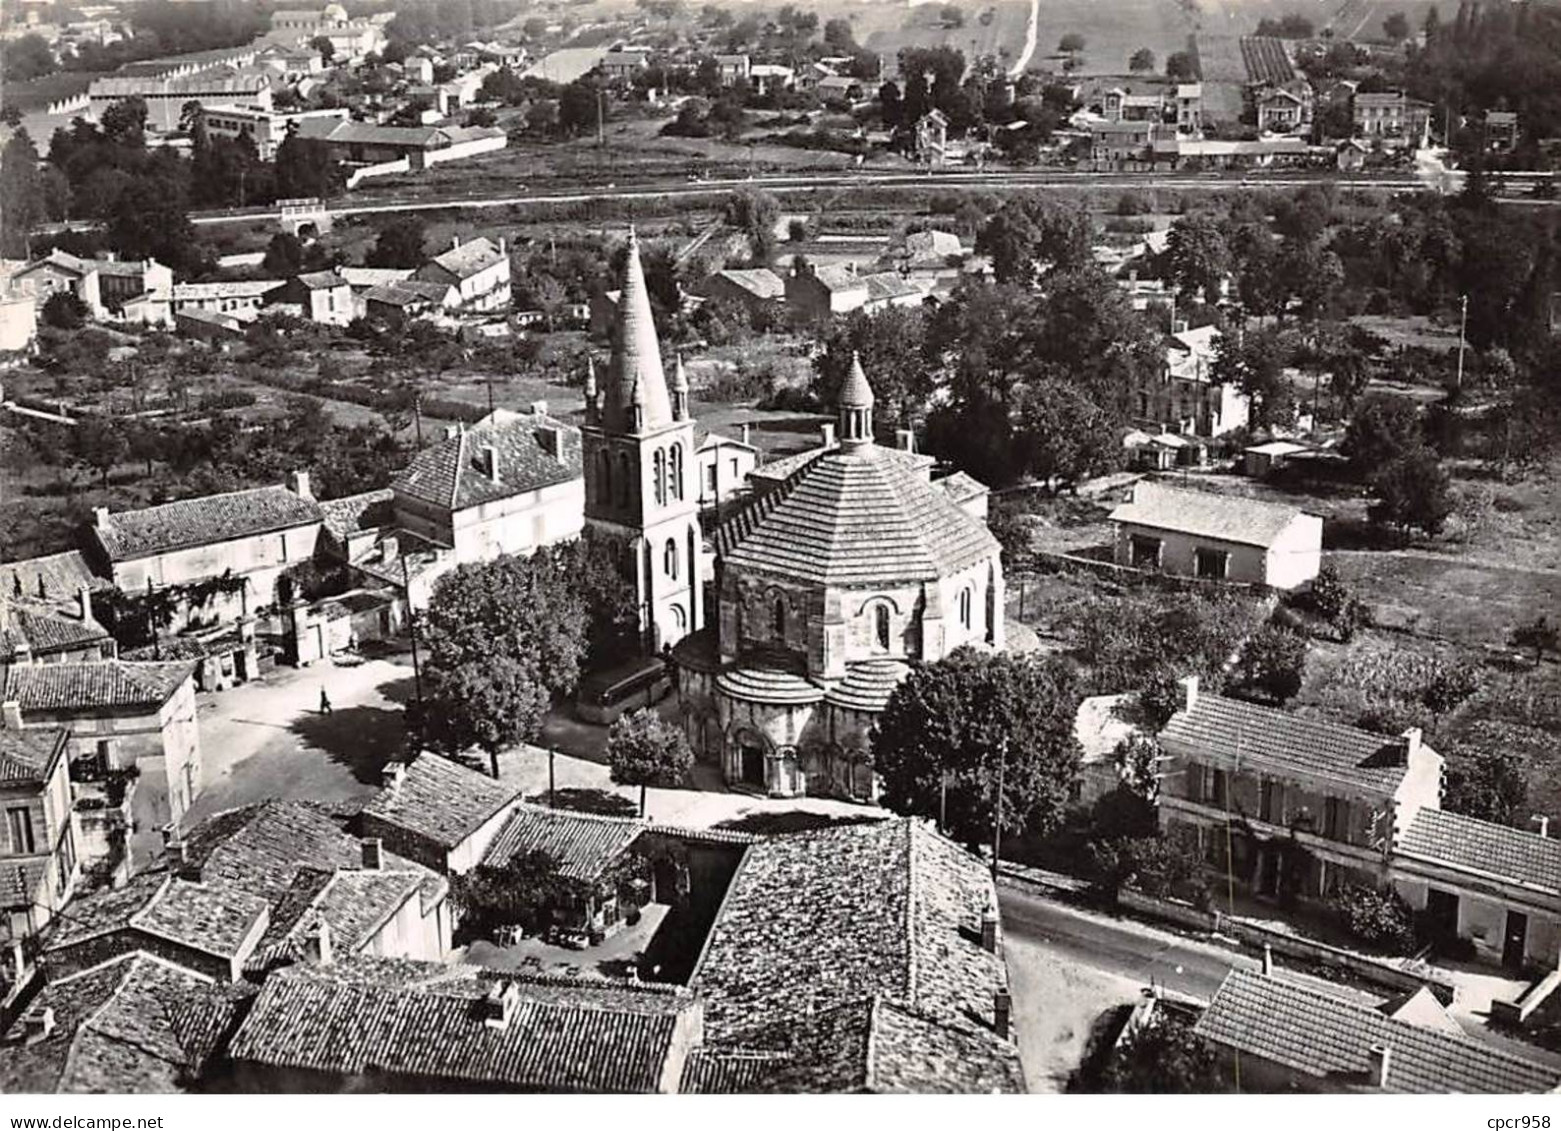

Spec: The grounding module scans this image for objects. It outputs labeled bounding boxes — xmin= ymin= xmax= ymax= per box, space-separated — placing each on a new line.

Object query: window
xmin=874 ymin=605 xmax=891 ymax=651
xmin=773 ymin=598 xmax=786 ymax=640
xmin=664 ymin=538 xmax=678 ymax=580
xmin=705 ymin=463 xmax=717 ymax=493
xmin=653 ymin=449 xmax=667 ymax=505
xmin=958 ymin=587 xmax=972 ymax=630
xmin=6 ymin=807 xmax=35 ymax=856
xmin=1324 ymin=797 xmax=1344 ymax=841
xmin=1194 ymin=547 xmax=1229 ymax=581
xmin=1129 ymin=535 xmax=1162 ymax=569
xmin=1259 ymin=779 xmax=1277 ymax=823
xmin=1210 ymin=768 xmax=1227 ymax=808
xmin=1186 ymin=763 xmax=1205 ymax=802
xmin=56 ymin=825 xmax=75 ymax=890
xmin=670 ymin=444 xmax=684 ymax=501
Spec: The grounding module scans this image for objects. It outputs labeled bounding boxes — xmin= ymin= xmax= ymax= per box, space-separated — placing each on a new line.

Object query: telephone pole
xmin=990 ymin=737 xmax=1008 ymax=879
xmin=1455 ymin=293 xmax=1469 ymax=392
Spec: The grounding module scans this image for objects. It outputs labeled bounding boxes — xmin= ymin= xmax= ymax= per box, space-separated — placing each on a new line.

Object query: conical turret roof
xmin=839 ymin=352 xmax=875 ymax=409
xmin=602 ymin=229 xmax=672 ymax=433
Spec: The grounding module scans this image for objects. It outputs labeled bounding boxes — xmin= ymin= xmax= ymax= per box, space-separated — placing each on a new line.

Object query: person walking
xmin=319 ymin=688 xmax=333 ymax=716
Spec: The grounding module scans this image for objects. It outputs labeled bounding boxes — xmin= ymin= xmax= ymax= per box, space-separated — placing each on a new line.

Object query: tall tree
xmin=1165 ymin=212 xmax=1230 ymax=305
xmin=1369 ymin=446 xmax=1455 ymax=539
xmin=1128 ymin=47 xmax=1155 ymax=72
xmin=975 ymin=197 xmax=1092 ymax=286
xmin=366 ymin=217 xmax=429 ymax=268
xmin=0 ymin=131 xmax=46 ymax=259
xmin=873 ymin=649 xmax=1084 ymax=848
xmin=811 ymin=306 xmax=932 ymax=426
xmin=607 ymin=708 xmax=694 ymax=816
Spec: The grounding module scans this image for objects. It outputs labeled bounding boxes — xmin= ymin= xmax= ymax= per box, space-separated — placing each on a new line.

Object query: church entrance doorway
xmin=739 ymin=741 xmax=765 ymax=788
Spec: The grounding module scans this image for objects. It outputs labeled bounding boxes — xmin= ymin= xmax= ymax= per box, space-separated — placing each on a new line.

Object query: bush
xmin=1231 ymin=625 xmax=1308 ymax=703
xmin=1331 ymin=885 xmax=1417 ymax=953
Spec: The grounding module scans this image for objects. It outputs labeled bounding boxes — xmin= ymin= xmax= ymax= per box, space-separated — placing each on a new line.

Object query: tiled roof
xmin=1196 ymin=969 xmax=1561 ymax=1093
xmin=337 ymin=267 xmax=412 ymax=289
xmin=43 ymin=873 xmax=169 ymax=952
xmin=707 ymin=268 xmax=785 ymax=300
xmin=716 ymin=443 xmax=999 ymax=587
xmin=823 ymin=660 xmax=908 ymax=713
xmin=693 ymin=819 xmax=1010 ymax=1047
xmin=228 ymin=957 xmax=696 ymax=1091
xmin=243 ymin=867 xmax=426 ymax=969
xmin=392 ymin=410 xmax=581 ymax=513
xmin=2 ymin=601 xmax=110 ymax=659
xmin=172 ymin=280 xmax=284 ymax=301
xmin=1159 ymin=692 xmax=1421 ymax=794
xmin=360 ymin=752 xmax=522 ymax=852
xmin=0 ymin=952 xmax=224 ymax=1094
xmin=131 ymin=879 xmax=270 ymax=960
xmin=92 ymin=484 xmax=322 ymax=561
xmin=295 ymin=269 xmax=348 ymax=290
xmin=4 ymin=661 xmax=192 ymax=715
xmin=362 ymin=280 xmax=455 ymax=306
xmin=1109 ymin=481 xmax=1308 ymax=548
xmin=0 ymin=551 xmax=105 ymax=606
xmin=0 ymin=728 xmax=66 ymax=784
xmin=482 ymin=804 xmax=644 ymax=881
xmin=861 ymin=272 xmax=923 ymax=303
xmin=317 ymin=488 xmax=395 ymax=540
xmin=936 ymin=471 xmax=987 ymax=506
xmin=679 ymin=1048 xmax=790 ymax=1093
xmin=1399 ymin=808 xmax=1561 ymax=897
xmin=809 ymin=265 xmax=867 ymax=294
xmin=716 ymin=666 xmax=824 ymax=705
xmin=423 ymin=236 xmax=505 ymax=281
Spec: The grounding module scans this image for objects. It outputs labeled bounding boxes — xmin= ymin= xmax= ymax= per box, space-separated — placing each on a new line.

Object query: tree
xmin=73 ymin=416 xmax=129 ymax=486
xmin=1511 ymin=616 xmax=1559 ymax=665
xmin=1165 ymin=212 xmax=1230 ymax=304
xmin=975 ymin=197 xmax=1092 ymax=286
xmin=3 ymin=34 xmax=57 ymax=82
xmin=607 ymin=708 xmax=694 ymax=816
xmin=366 ymin=217 xmax=429 ymax=268
xmin=879 ymin=80 xmax=904 ymax=129
xmin=1304 ymin=564 xmax=1368 ymax=642
xmin=1165 ymin=50 xmax=1197 ymax=80
xmin=824 ymin=16 xmax=856 ymax=50
xmin=274 ymin=129 xmax=342 ymax=199
xmin=1057 ymin=33 xmax=1086 ymax=53
xmin=1099 ymin=1015 xmax=1224 ymax=1093
xmin=41 ymin=291 xmax=88 ymax=331
xmin=310 ymin=34 xmax=335 ymax=64
xmin=1344 ymin=393 xmax=1422 ymax=478
xmin=559 ymin=79 xmax=603 ymax=137
xmin=873 ymin=649 xmax=1083 ymax=847
xmin=1 ymin=131 xmax=47 ymax=259
xmin=100 ymin=96 xmax=148 ymax=148
xmin=1232 ymin=625 xmax=1307 ymax=703
xmin=416 ymin=553 xmax=589 ymax=776
xmin=1210 ymin=328 xmax=1293 ymax=429
xmin=1013 ymin=377 xmax=1122 ymax=489
xmin=811 ymin=306 xmax=932 ymax=426
xmin=526 ymin=99 xmax=560 ymax=134
xmin=722 ymin=188 xmax=780 ymax=265
xmin=450 ymin=847 xmax=573 ymax=936
xmin=1421 ymin=664 xmax=1477 ymax=723
xmin=1383 ymin=11 xmax=1411 ymax=41
xmin=1442 ymin=746 xmax=1527 ymax=826
xmin=1128 ymin=47 xmax=1155 ymax=72
xmin=262 ymin=232 xmax=306 ymax=277
xmin=1369 ymin=447 xmax=1454 ymax=539
xmin=465 ymin=106 xmax=497 ymax=128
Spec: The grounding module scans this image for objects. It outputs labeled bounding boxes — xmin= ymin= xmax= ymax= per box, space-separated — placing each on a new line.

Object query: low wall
xmin=345 ymin=158 xmax=411 ymax=189
xmin=1119 ymin=888 xmax=1218 ymax=931
xmin=424 ymin=134 xmax=508 ymax=167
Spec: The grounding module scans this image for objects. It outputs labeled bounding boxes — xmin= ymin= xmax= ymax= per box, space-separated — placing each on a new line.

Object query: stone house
xmin=784 ymin=264 xmax=869 ymax=322
xmin=691 ymin=268 xmax=785 ymax=319
xmin=1352 ymin=91 xmax=1433 ymax=149
xmin=0 ymin=723 xmax=78 ymax=943
xmin=413 ymin=236 xmax=511 ymax=314
xmin=1135 ymin=325 xmax=1250 ymax=438
xmin=391 ymin=406 xmax=584 ymax=565
xmin=693 ymin=424 xmax=759 ymax=517
xmin=265 ymin=270 xmax=355 ymax=326
xmin=1108 ymin=481 xmax=1323 ymax=590
xmin=357 ymin=752 xmax=525 ymax=874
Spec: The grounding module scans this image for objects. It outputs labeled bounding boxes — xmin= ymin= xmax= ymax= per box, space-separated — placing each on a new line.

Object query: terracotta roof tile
xmin=1159 ymin=693 xmax=1421 ymax=794
xmin=92 ymin=485 xmax=322 ymax=561
xmin=392 ymin=410 xmax=580 ymax=513
xmin=360 ymin=752 xmax=522 ymax=852
xmin=0 ymin=728 xmax=66 ymax=784
xmin=422 ymin=236 xmax=505 ymax=280
xmin=4 ymin=661 xmax=193 ymax=714
xmin=1109 ymin=481 xmax=1311 ymax=548
xmin=1196 ymin=969 xmax=1560 ymax=1092
xmin=482 ymin=804 xmax=644 ymax=881
xmin=1399 ymin=808 xmax=1561 ymax=897
xmin=317 ymin=488 xmax=395 ymax=540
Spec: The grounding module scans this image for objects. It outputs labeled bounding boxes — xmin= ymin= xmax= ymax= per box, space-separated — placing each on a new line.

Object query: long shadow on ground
xmin=289 ymin=705 xmax=408 ymax=785
xmin=713 ymin=810 xmax=881 ymax=836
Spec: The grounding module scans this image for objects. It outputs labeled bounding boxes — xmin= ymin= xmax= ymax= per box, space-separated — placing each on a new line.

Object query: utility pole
xmin=1455 ymin=293 xmax=1469 ymax=393
xmin=412 ymin=393 xmax=423 ymax=446
xmin=597 ymin=89 xmax=605 ymax=148
xmin=401 ymin=555 xmax=423 ymax=713
xmin=990 ymin=736 xmax=1007 ymax=879
xmin=549 ymin=746 xmax=557 ymax=809
xmin=939 ymin=765 xmax=949 ymax=835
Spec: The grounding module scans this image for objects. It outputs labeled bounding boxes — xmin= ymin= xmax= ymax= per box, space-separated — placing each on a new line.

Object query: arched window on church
xmin=958 ymin=587 xmax=972 ymax=630
xmin=773 ymin=597 xmax=786 ymax=641
xmin=616 ymin=453 xmax=630 ymax=506
xmin=670 ymin=444 xmax=684 ymax=501
xmin=664 ymin=538 xmax=678 ymax=580
xmin=653 ymin=449 xmax=667 ymax=506
xmin=597 ymin=451 xmax=612 ymax=504
xmin=874 ymin=604 xmax=891 ymax=652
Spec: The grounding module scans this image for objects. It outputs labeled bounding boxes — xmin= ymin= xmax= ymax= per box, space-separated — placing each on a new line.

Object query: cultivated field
xmin=841 ymin=0 xmax=1033 ymax=73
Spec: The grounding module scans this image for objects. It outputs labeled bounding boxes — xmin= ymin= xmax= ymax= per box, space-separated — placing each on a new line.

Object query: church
xmin=585 ymin=230 xmax=1007 ymax=802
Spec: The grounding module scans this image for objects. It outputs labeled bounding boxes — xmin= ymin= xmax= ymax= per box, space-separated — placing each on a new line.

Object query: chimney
xmin=361 ymin=837 xmax=383 ymax=871
xmin=993 ymin=989 xmax=1012 ymax=1040
xmin=380 ymin=534 xmax=399 ymax=562
xmin=444 ymin=424 xmax=461 ymax=440
xmin=530 ymin=400 xmax=549 ymax=417
xmin=480 ymin=444 xmax=500 ymax=484
xmin=92 ymin=505 xmax=110 ymax=529
xmin=498 ymin=236 xmax=507 ymax=256
xmin=77 ymin=583 xmax=92 ymax=624
xmin=287 ymin=469 xmax=313 ymax=500
xmin=895 ymin=428 xmax=915 ymax=453
xmin=1262 ymin=944 xmax=1273 ymax=976
xmin=1 ymin=701 xmax=21 ymax=731
xmin=980 ymin=896 xmax=1000 ymax=954
xmin=305 ymin=918 xmax=333 ymax=966
xmin=21 ymin=1006 xmax=56 ymax=1046
xmin=480 ymin=979 xmax=521 ymax=1030
xmin=820 ymin=422 xmax=836 ymax=448
xmin=1178 ymin=675 xmax=1199 ymax=714
xmin=451 ymin=235 xmax=461 ymax=252
xmin=381 ymin=761 xmax=406 ymax=792
xmin=741 ymin=422 xmax=752 ymax=446
xmin=1367 ymin=1044 xmax=1391 ymax=1089
xmin=1398 ymin=727 xmax=1422 ymax=765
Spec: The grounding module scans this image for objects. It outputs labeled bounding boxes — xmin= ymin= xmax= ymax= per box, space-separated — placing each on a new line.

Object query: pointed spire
xmin=671 ymin=352 xmax=689 ymax=421
xmin=583 ymin=355 xmax=598 ymax=424
xmin=838 ymin=351 xmax=875 ymax=450
xmin=839 ymin=351 xmax=875 ymax=409
xmin=602 ymin=228 xmax=672 ymax=434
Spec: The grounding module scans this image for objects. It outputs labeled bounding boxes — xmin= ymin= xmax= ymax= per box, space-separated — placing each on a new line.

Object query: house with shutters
xmin=0 ymin=725 xmax=78 ymax=944
xmin=413 ymin=236 xmax=511 ymax=313
xmin=1108 ymin=481 xmax=1322 ymax=589
xmin=390 ymin=405 xmax=584 ymax=565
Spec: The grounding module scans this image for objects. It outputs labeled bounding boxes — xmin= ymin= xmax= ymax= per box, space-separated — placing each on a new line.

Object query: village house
xmin=682 ymin=818 xmax=1024 ymax=1092
xmin=86 ymin=475 xmax=324 ymax=629
xmin=1352 ymin=90 xmax=1433 ymax=149
xmin=294 ymin=119 xmax=508 ymax=170
xmin=1 ymin=551 xmax=114 ymax=664
xmin=674 ymin=358 xmax=1003 ymax=799
xmin=1336 ymin=137 xmax=1369 ymax=171
xmin=198 ymin=104 xmax=349 ymax=159
xmin=691 ymin=268 xmax=785 ymax=319
xmin=1256 ymin=86 xmax=1307 ymax=133
xmin=1175 ymin=83 xmax=1203 ymax=135
xmin=0 ymin=724 xmax=78 ymax=943
xmin=1485 ymin=110 xmax=1519 ymax=152
xmin=225 ymin=957 xmax=704 ymax=1092
xmin=748 ymin=64 xmax=794 ymax=95
xmin=1 ymin=660 xmax=201 ymax=837
xmin=1088 ymin=120 xmax=1157 ymax=165
xmin=715 ymin=53 xmax=750 ymax=84
xmin=265 ymin=270 xmax=355 ymax=326
xmin=1102 ymin=84 xmax=1169 ymax=123
xmin=413 ymin=236 xmax=511 ymax=313
xmin=1108 ymin=481 xmax=1323 ymax=589
xmin=1196 ymin=968 xmax=1560 ymax=1092
xmin=1135 ymin=324 xmax=1250 ymax=438
xmin=815 ymin=74 xmax=864 ymax=105
xmin=357 ymin=752 xmax=524 ymax=874
xmin=391 ymin=406 xmax=583 ymax=565
xmin=1157 ymin=677 xmax=1444 ymax=905
xmin=785 ymin=264 xmax=921 ymax=322
xmin=360 ymin=279 xmax=459 ymax=322
xmin=600 ymin=46 xmax=652 ymax=83
xmin=7 ymin=252 xmax=172 ymax=323
xmin=171 ymin=280 xmax=286 ymax=319
xmin=693 ymin=423 xmax=759 ymax=517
